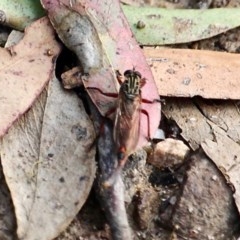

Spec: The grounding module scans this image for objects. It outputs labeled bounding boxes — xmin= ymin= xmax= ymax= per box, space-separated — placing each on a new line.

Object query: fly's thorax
xmin=118 ymin=87 xmax=142 ymax=116
xmin=119 ymin=85 xmax=141 ymax=101
xmin=121 ymin=69 xmax=142 ymax=98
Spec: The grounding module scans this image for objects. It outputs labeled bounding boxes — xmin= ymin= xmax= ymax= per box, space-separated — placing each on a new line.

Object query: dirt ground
xmin=56 ymin=1 xmax=240 ymax=240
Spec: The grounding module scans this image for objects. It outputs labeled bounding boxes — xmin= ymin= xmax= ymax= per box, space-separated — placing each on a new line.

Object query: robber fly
xmin=86 ymin=69 xmax=158 ymax=185
xmin=114 ymin=69 xmax=147 ymax=167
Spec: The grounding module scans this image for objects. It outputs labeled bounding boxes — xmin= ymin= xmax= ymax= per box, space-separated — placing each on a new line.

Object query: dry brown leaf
xmin=201 ymin=125 xmax=240 ymax=212
xmin=0 ymin=17 xmax=61 ymax=137
xmin=162 ymin=98 xmax=213 ymax=150
xmin=196 ymin=99 xmax=240 ymax=143
xmin=144 ymin=47 xmax=240 ymax=99
xmin=1 ymin=77 xmax=96 ymax=240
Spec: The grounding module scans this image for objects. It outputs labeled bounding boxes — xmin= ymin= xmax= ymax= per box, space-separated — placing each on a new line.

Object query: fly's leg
xmin=140 ymin=109 xmax=151 ymax=140
xmin=140 ymin=97 xmax=164 ymax=140
xmin=86 ymin=87 xmax=119 ymax=98
xmin=116 ymin=70 xmax=124 ymax=85
xmin=142 ymin=98 xmax=165 ymax=104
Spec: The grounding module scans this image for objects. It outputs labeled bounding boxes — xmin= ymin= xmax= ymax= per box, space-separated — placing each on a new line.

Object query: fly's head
xmin=117 ymin=69 xmax=146 ymax=100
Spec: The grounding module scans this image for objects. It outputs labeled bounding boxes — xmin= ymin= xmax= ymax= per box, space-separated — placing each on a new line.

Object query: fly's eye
xmin=124 ymin=70 xmax=133 ymax=77
xmin=124 ymin=69 xmax=142 ymax=79
xmin=123 ymin=79 xmax=129 ymax=89
xmin=135 ymin=71 xmax=141 ymax=78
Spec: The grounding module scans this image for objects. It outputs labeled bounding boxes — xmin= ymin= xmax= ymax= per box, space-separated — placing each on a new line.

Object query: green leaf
xmin=122 ymin=5 xmax=240 ymax=45
xmin=0 ymin=0 xmax=45 ymax=30
xmin=1 ymin=2 xmax=240 ymax=45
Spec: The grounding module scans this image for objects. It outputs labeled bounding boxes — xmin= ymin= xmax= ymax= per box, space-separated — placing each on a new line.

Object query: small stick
xmin=84 ymin=93 xmax=132 ymax=240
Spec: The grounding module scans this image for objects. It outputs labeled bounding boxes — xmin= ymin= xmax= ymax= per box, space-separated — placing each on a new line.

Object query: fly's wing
xmin=113 ymin=92 xmax=141 ymax=157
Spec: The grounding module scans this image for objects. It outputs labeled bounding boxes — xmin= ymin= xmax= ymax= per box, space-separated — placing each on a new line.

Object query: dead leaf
xmin=196 ymin=99 xmax=240 ymax=143
xmin=4 ymin=30 xmax=23 ymax=48
xmin=41 ymin=0 xmax=119 ymax=123
xmin=1 ymin=77 xmax=96 ymax=240
xmin=41 ymin=0 xmax=161 ymax=149
xmin=0 ymin=17 xmax=61 ymax=138
xmin=144 ymin=47 xmax=240 ymax=99
xmin=201 ymin=125 xmax=240 ymax=212
xmin=162 ymin=98 xmax=213 ymax=150
xmin=61 ymin=66 xmax=83 ymax=89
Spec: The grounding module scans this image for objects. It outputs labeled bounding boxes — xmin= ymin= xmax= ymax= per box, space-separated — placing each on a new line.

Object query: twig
xmin=84 ymin=93 xmax=132 ymax=240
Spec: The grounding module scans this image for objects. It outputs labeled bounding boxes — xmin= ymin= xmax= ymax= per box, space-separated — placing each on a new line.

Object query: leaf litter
xmin=1 ymin=75 xmax=96 ymax=240
xmin=43 ymin=1 xmax=240 ymax=239
xmin=0 ymin=17 xmax=96 ymax=240
xmin=1 ymin=0 xmax=240 ymax=238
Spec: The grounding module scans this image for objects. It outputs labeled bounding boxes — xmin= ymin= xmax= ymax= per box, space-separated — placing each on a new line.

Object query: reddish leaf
xmin=41 ymin=0 xmax=161 ymax=149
